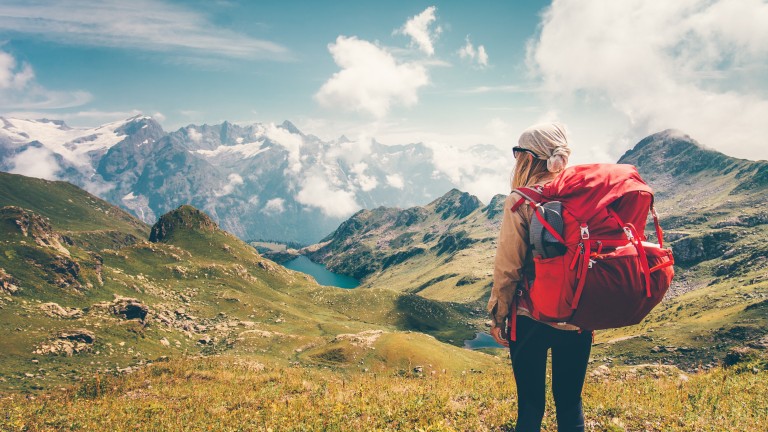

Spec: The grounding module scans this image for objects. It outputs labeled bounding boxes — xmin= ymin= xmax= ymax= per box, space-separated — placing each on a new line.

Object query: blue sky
xmin=1 ymin=0 xmax=767 ymax=162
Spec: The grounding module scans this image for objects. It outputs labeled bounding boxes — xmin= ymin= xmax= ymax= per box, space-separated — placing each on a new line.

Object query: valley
xmin=0 ymin=127 xmax=766 ymax=430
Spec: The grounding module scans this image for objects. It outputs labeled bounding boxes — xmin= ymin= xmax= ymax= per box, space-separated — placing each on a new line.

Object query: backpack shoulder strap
xmin=510 ymin=186 xmax=544 ymax=212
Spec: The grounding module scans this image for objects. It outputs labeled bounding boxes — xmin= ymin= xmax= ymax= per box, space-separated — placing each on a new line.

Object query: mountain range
xmin=0 ymin=116 xmax=509 ymax=244
xmin=273 ymin=129 xmax=767 ymax=370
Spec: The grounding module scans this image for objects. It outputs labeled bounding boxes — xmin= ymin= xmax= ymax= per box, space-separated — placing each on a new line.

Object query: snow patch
xmin=195 ymin=142 xmax=269 ymax=159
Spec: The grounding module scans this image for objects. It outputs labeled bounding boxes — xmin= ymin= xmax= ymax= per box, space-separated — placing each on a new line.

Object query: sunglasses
xmin=513 ymin=146 xmax=543 ymax=159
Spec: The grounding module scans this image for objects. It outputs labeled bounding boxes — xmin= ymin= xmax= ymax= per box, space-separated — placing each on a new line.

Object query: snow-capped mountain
xmin=0 ymin=115 xmax=511 ymax=243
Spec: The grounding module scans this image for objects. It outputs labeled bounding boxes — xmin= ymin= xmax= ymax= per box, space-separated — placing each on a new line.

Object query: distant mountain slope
xmin=295 ymin=130 xmax=768 ymax=369
xmin=0 ymin=173 xmax=493 ymax=392
xmin=289 ymin=188 xmax=501 ymax=304
xmin=1 ymin=116 xmax=510 ymax=244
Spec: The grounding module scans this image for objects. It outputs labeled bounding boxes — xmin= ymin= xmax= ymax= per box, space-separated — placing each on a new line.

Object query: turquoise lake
xmin=464 ymin=332 xmax=505 ymax=350
xmin=283 ymin=256 xmax=360 ymax=289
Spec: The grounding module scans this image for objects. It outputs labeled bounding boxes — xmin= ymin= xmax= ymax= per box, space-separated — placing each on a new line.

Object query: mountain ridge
xmin=0 ymin=115 xmax=508 ymax=244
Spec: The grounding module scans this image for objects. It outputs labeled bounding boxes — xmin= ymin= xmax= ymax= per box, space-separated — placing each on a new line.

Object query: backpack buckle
xmin=623 ymin=226 xmax=634 ymax=240
xmin=580 ymin=225 xmax=590 ymax=239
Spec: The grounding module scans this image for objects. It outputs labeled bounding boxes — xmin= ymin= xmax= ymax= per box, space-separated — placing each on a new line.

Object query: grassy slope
xmin=0 ymin=173 xmax=488 ymax=393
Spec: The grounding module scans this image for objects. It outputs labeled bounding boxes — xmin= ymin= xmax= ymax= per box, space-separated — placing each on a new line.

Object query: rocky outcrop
xmin=482 ymin=194 xmax=507 ymax=221
xmin=109 ymin=296 xmax=149 ymax=321
xmin=48 ymin=255 xmax=81 ymax=288
xmin=34 ymin=329 xmax=95 ymax=356
xmin=1 ymin=206 xmax=72 ymax=255
xmin=430 ymin=189 xmax=482 ymax=220
xmin=149 ymin=205 xmax=219 ymax=243
xmin=432 ymin=231 xmax=477 ymax=257
xmin=671 ymin=231 xmax=739 ymax=266
xmin=0 ymin=267 xmax=20 ymax=294
xmin=39 ymin=302 xmax=83 ymax=319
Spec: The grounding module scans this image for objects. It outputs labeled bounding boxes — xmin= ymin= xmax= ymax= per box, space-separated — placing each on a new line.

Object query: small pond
xmin=464 ymin=332 xmax=506 ymax=350
xmin=283 ymin=256 xmax=360 ymax=289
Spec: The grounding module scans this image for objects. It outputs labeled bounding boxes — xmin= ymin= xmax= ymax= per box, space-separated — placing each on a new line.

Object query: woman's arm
xmin=488 ymin=193 xmax=529 ymax=346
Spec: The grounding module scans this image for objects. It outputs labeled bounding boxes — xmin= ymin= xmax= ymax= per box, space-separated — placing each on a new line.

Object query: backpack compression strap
xmin=511 ymin=186 xmax=567 ymax=245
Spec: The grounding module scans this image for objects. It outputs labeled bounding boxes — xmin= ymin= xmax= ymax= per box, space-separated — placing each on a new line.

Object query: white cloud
xmin=0 ymin=51 xmax=33 ymax=90
xmin=458 ymin=36 xmax=488 ymax=68
xmin=9 ymin=146 xmax=60 ymax=180
xmin=350 ymin=162 xmax=378 ymax=192
xmin=386 ymin=174 xmax=405 ymax=189
xmin=215 ymin=173 xmax=244 ymax=197
xmin=0 ymin=0 xmax=290 ymax=60
xmin=187 ymin=128 xmax=203 ymax=143
xmin=396 ymin=6 xmax=442 ymax=56
xmin=321 ymin=130 xmax=377 ymax=166
xmin=296 ymin=172 xmax=360 ymax=218
xmin=426 ymin=141 xmax=513 ymax=201
xmin=528 ymin=0 xmax=768 ymax=160
xmin=0 ymin=50 xmax=92 ymax=110
xmin=265 ymin=123 xmax=303 ymax=173
xmin=262 ymin=198 xmax=285 ymax=214
xmin=315 ymin=36 xmax=429 ymax=118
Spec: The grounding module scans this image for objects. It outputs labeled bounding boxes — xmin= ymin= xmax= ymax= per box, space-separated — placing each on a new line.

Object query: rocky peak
xmin=0 ymin=206 xmax=71 ymax=255
xmin=115 ymin=115 xmax=165 ymax=138
xmin=619 ymin=130 xmax=767 ymax=192
xmin=279 ymin=120 xmax=302 ymax=135
xmin=428 ymin=189 xmax=482 ymax=220
xmin=149 ymin=205 xmax=219 ymax=243
xmin=482 ymin=194 xmax=508 ymax=220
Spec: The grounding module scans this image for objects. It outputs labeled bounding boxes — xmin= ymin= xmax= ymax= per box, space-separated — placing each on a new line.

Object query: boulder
xmin=110 ymin=296 xmax=149 ymax=321
xmin=34 ymin=329 xmax=95 ymax=356
xmin=39 ymin=302 xmax=82 ymax=319
xmin=0 ymin=267 xmax=20 ymax=295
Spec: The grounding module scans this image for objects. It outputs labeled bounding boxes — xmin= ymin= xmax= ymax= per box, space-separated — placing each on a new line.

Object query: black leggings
xmin=509 ymin=316 xmax=592 ymax=432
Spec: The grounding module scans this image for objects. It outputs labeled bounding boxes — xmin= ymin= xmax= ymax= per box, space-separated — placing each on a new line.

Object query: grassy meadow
xmin=1 ymin=356 xmax=766 ymax=431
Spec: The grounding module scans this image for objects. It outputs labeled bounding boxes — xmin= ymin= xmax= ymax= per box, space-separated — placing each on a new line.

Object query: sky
xmin=1 ymin=0 xmax=767 ymax=168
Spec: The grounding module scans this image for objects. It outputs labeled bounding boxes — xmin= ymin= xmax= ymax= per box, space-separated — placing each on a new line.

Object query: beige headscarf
xmin=517 ymin=122 xmax=571 ymax=172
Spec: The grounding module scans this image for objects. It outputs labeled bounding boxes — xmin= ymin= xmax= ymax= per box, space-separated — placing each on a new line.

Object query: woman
xmin=488 ymin=123 xmax=592 ymax=432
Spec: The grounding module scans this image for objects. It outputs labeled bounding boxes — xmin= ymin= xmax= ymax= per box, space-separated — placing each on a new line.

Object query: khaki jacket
xmin=487 ymin=192 xmax=534 ymax=327
xmin=487 ymin=191 xmax=579 ymax=331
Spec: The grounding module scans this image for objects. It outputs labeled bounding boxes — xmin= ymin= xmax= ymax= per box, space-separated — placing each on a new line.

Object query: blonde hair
xmin=511 ymin=156 xmax=551 ymax=189
xmin=511 ymin=122 xmax=571 ymax=189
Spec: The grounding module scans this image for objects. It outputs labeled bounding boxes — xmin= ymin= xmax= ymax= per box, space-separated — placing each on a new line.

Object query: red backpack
xmin=508 ymin=164 xmax=675 ymax=339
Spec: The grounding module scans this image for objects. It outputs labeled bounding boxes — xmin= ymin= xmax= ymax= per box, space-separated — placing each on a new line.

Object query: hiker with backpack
xmin=488 ymin=123 xmax=591 ymax=432
xmin=488 ymin=123 xmax=674 ymax=432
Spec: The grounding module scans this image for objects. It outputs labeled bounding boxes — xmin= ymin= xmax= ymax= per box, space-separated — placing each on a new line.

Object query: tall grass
xmin=1 ymin=357 xmax=765 ymax=431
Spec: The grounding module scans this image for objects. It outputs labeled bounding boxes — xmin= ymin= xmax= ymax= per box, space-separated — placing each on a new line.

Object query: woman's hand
xmin=490 ymin=325 xmax=510 ymax=347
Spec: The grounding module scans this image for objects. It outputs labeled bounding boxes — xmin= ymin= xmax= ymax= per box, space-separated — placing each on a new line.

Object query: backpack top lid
xmin=542 ymin=164 xmax=652 ymax=222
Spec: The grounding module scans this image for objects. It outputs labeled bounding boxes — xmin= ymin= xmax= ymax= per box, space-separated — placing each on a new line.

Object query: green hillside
xmin=291 ymin=132 xmax=768 ymax=371
xmin=0 ymin=172 xmax=490 ymax=393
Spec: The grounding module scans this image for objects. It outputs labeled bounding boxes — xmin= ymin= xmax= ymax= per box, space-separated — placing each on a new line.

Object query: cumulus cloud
xmin=458 ymin=36 xmax=488 ymax=68
xmin=0 ymin=51 xmax=34 ymax=90
xmin=9 ymin=146 xmax=61 ymax=180
xmin=187 ymin=128 xmax=203 ymax=143
xmin=395 ymin=6 xmax=442 ymax=56
xmin=315 ymin=36 xmax=429 ymax=118
xmin=265 ymin=123 xmax=303 ymax=173
xmin=528 ymin=0 xmax=768 ymax=160
xmin=215 ymin=173 xmax=244 ymax=197
xmin=386 ymin=174 xmax=405 ymax=189
xmin=0 ymin=50 xmax=91 ymax=110
xmin=262 ymin=198 xmax=285 ymax=214
xmin=296 ymin=172 xmax=360 ymax=218
xmin=427 ymin=142 xmax=513 ymax=202
xmin=350 ymin=162 xmax=378 ymax=192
